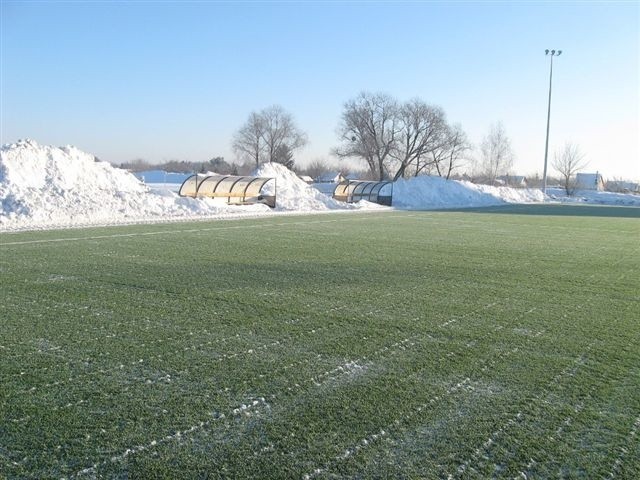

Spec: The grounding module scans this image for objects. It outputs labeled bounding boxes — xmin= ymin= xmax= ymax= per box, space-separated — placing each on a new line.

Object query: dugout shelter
xmin=333 ymin=180 xmax=393 ymax=206
xmin=178 ymin=174 xmax=276 ymax=208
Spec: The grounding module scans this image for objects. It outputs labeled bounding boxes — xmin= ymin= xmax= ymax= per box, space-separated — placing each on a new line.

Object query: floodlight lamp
xmin=557 ymin=50 xmax=562 ymax=55
xmin=545 ymin=49 xmax=550 ymax=55
xmin=551 ymin=50 xmax=556 ymax=55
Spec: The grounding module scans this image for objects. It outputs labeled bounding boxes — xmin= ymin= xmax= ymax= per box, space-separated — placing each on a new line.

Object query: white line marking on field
xmin=0 ymin=213 xmax=417 ymax=246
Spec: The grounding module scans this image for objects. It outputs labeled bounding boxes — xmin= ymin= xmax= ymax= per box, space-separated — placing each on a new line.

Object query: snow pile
xmin=253 ymin=162 xmax=378 ymax=211
xmin=392 ymin=175 xmax=544 ymax=209
xmin=0 ymin=140 xmax=270 ymax=230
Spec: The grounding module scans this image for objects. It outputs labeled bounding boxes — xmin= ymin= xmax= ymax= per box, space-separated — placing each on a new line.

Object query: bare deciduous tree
xmin=391 ymin=99 xmax=449 ymax=180
xmin=232 ymin=112 xmax=265 ymax=167
xmin=334 ymin=92 xmax=471 ymax=182
xmin=260 ymin=105 xmax=308 ymax=164
xmin=552 ymin=142 xmax=588 ymax=195
xmin=431 ymin=124 xmax=471 ymax=180
xmin=232 ymin=106 xmax=307 ymax=167
xmin=333 ymin=92 xmax=400 ymax=180
xmin=303 ymin=158 xmax=332 ymax=180
xmin=119 ymin=158 xmax=151 ymax=171
xmin=480 ymin=122 xmax=514 ymax=185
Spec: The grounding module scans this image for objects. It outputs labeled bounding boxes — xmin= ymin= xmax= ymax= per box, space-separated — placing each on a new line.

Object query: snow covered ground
xmin=545 ymin=187 xmax=640 ymax=207
xmin=1 ymin=140 xmax=638 ymax=232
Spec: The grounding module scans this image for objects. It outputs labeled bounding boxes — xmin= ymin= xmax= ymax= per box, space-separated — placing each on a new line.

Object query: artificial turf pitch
xmin=1 ymin=205 xmax=639 ymax=478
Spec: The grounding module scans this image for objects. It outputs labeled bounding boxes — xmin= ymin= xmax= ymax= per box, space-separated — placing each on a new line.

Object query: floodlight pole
xmin=542 ymin=49 xmax=561 ymax=195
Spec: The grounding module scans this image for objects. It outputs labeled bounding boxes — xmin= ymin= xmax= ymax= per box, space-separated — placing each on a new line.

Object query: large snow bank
xmin=253 ymin=162 xmax=373 ymax=211
xmin=392 ymin=175 xmax=544 ymax=209
xmin=0 ymin=140 xmax=271 ymax=230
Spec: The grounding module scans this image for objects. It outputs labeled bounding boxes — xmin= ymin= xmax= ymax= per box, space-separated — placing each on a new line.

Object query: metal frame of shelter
xmin=178 ymin=174 xmax=276 ymax=208
xmin=333 ymin=180 xmax=393 ymax=206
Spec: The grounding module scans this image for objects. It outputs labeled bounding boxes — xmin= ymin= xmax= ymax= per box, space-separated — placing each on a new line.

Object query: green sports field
xmin=1 ymin=205 xmax=639 ymax=479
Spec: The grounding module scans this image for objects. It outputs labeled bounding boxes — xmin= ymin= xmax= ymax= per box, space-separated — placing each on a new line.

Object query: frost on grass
xmin=312 ymin=360 xmax=369 ymax=387
xmin=73 ymin=397 xmax=270 ymax=477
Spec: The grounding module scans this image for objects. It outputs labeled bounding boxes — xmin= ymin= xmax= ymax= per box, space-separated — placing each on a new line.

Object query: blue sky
xmin=1 ymin=1 xmax=638 ymax=179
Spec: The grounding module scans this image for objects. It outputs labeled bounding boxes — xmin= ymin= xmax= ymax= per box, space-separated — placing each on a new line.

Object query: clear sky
xmin=1 ymin=1 xmax=639 ymax=180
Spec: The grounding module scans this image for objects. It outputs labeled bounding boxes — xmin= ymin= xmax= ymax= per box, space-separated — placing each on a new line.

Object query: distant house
xmin=316 ymin=172 xmax=345 ymax=183
xmin=576 ymin=172 xmax=605 ymax=191
xmin=496 ymin=175 xmax=527 ymax=188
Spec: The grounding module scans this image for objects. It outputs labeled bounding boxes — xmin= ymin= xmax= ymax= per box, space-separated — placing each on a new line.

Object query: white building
xmin=576 ymin=173 xmax=605 ymax=191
